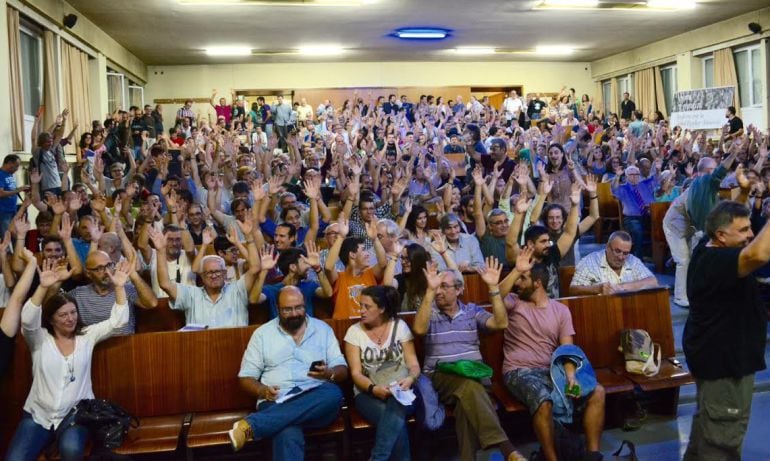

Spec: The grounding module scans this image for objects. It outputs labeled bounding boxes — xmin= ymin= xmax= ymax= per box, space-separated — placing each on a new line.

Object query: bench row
xmin=0 ymin=287 xmax=692 ymax=458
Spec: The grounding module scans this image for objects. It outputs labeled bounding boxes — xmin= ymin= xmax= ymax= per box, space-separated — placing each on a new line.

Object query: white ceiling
xmin=66 ymin=0 xmax=770 ymax=65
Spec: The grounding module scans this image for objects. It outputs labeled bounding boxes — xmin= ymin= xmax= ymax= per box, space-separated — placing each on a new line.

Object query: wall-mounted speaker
xmin=63 ymin=14 xmax=78 ymax=29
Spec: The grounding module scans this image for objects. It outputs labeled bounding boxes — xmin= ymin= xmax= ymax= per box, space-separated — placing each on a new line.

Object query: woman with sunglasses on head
xmin=5 ymin=258 xmax=130 ymax=461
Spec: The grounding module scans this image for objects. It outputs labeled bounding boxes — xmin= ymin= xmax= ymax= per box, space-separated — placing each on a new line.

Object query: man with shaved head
xmin=229 ymin=286 xmax=348 ymax=457
xmin=67 ymin=250 xmax=157 ymax=335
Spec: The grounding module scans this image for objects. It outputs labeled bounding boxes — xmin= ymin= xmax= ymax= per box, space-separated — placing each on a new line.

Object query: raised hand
xmin=302 ymin=177 xmax=320 ymax=201
xmin=585 ymin=174 xmax=597 ymax=194
xmin=148 ymin=227 xmax=166 ymax=250
xmin=86 ymin=219 xmax=103 ymax=243
xmin=569 ymin=181 xmax=582 ymax=206
xmin=476 ymin=256 xmax=502 ymax=287
xmin=50 ymin=196 xmax=66 ymax=216
xmin=364 ymin=219 xmax=378 ymax=241
xmin=236 ymin=213 xmax=254 ymax=236
xmin=108 ymin=259 xmax=132 ymax=287
xmin=422 ymin=261 xmax=441 ymax=291
xmin=68 ymin=196 xmax=82 ymax=212
xmin=471 ymin=166 xmax=484 ymax=186
xmin=18 ymin=246 xmax=35 ymax=264
xmin=515 ymin=245 xmax=535 ymax=273
xmin=258 ymin=244 xmax=278 ymax=271
xmin=251 ymin=179 xmax=267 ymax=202
xmin=38 ymin=258 xmax=60 ymax=288
xmin=735 ymin=164 xmax=751 ymax=190
xmin=301 ymin=240 xmax=321 ymax=270
xmin=202 ymin=227 xmax=217 ymax=245
xmin=58 ymin=212 xmax=73 ymax=241
xmin=514 ymin=195 xmax=532 ymax=214
xmin=337 ymin=213 xmax=350 ymax=237
xmin=0 ymin=231 xmax=10 ymax=255
xmin=12 ymin=216 xmax=30 ymax=236
xmin=430 ymin=229 xmax=448 ymax=254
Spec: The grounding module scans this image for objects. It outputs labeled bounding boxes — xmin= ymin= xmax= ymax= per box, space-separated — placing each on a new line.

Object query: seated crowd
xmin=0 ymin=87 xmax=767 ymax=461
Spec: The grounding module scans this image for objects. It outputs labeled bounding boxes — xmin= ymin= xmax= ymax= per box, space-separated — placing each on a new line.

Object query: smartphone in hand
xmin=309 ymin=360 xmax=324 ymax=372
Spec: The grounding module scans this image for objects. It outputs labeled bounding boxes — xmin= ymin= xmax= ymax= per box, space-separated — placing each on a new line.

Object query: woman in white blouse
xmin=344 ymin=285 xmax=421 ymax=461
xmin=6 ymin=257 xmax=131 ymax=461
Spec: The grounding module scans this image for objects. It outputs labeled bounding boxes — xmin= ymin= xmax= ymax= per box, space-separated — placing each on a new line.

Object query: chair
xmin=593 ymin=182 xmax=622 ymax=243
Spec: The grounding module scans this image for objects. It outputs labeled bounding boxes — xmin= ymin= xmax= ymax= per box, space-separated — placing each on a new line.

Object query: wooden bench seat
xmin=114 ymin=414 xmax=188 ymax=455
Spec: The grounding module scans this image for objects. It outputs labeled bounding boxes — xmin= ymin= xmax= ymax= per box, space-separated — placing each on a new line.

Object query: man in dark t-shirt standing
xmin=725 ymin=105 xmax=744 ymax=140
xmin=683 ymin=200 xmax=769 ymax=460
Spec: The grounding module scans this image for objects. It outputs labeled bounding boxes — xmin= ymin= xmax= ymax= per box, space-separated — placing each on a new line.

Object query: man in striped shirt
xmin=412 ymin=259 xmax=525 ymax=461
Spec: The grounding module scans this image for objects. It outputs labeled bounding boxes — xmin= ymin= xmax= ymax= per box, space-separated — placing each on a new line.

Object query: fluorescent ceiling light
xmin=204 ymin=46 xmax=252 ymax=56
xmin=395 ymin=28 xmax=449 ymax=39
xmin=297 ymin=45 xmax=345 ymax=55
xmin=539 ymin=0 xmax=599 ymax=7
xmin=535 ymin=45 xmax=574 ymax=55
xmin=453 ymin=47 xmax=497 ymax=55
xmin=646 ymin=0 xmax=696 ymax=9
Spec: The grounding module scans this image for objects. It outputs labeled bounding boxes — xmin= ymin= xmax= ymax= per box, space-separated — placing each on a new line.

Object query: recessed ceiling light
xmin=204 ymin=46 xmax=252 ymax=56
xmin=538 ymin=0 xmax=599 ymax=8
xmin=646 ymin=0 xmax=696 ymax=9
xmin=535 ymin=45 xmax=575 ymax=55
xmin=297 ymin=45 xmax=345 ymax=56
xmin=395 ymin=28 xmax=449 ymax=39
xmin=453 ymin=47 xmax=497 ymax=55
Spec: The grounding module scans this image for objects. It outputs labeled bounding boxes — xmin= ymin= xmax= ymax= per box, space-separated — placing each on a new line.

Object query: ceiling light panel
xmin=395 ymin=28 xmax=449 ymax=39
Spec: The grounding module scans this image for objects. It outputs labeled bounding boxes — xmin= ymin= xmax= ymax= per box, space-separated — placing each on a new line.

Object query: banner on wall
xmin=669 ymin=86 xmax=735 ymax=130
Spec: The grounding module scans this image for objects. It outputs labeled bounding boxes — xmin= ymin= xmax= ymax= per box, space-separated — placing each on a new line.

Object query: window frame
xmin=18 ymin=22 xmax=44 ymax=118
xmin=702 ymin=55 xmax=714 ymax=89
xmin=733 ymin=44 xmax=762 ymax=108
xmin=659 ymin=64 xmax=678 ymax=114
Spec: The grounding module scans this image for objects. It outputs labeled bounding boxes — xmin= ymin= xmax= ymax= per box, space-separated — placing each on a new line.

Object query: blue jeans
xmin=6 ymin=411 xmax=89 ymax=461
xmin=622 ymin=215 xmax=646 ymax=258
xmin=245 ymin=382 xmax=342 ymax=461
xmin=354 ymin=392 xmax=414 ymax=461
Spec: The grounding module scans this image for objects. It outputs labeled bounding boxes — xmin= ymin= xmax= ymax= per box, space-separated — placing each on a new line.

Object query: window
xmin=19 ymin=24 xmax=43 ymax=117
xmin=128 ymin=85 xmax=144 ymax=108
xmin=734 ymin=45 xmax=762 ymax=107
xmin=107 ymin=71 xmax=125 ymax=113
xmin=660 ymin=65 xmax=677 ymax=114
xmin=602 ymin=81 xmax=612 ymax=115
xmin=702 ymin=55 xmax=714 ymax=88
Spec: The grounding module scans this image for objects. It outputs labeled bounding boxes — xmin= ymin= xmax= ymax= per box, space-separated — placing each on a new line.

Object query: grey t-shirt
xmin=33 ymin=146 xmax=63 ymax=191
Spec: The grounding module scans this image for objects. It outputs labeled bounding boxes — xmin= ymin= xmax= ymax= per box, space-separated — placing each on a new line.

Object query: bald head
xmin=85 ymin=250 xmax=111 ymax=268
xmin=278 ymin=285 xmax=304 ymax=308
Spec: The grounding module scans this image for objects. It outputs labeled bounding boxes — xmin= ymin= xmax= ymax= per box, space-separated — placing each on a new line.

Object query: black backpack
xmin=530 ymin=421 xmax=586 ymax=461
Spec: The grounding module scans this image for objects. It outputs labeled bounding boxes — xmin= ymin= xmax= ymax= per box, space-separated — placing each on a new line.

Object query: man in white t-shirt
xmin=138 ymin=224 xmax=196 ymax=298
xmin=502 ymin=90 xmax=524 ymax=123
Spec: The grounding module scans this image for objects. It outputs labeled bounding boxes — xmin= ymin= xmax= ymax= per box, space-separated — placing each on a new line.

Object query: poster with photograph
xmin=669 ymin=86 xmax=735 ymax=130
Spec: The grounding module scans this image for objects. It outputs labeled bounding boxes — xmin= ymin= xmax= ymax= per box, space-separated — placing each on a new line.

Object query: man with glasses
xmin=68 ymin=249 xmax=157 ymax=335
xmin=611 ymin=164 xmax=659 ymax=257
xmin=229 ymin=286 xmax=348 ymax=455
xmin=412 ymin=261 xmax=526 ymax=461
xmin=149 ymin=222 xmax=258 ymax=328
xmin=570 ymin=231 xmax=657 ymax=296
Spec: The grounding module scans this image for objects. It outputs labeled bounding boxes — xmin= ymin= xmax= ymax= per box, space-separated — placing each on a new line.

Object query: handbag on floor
xmin=73 ymin=399 xmax=139 ymax=449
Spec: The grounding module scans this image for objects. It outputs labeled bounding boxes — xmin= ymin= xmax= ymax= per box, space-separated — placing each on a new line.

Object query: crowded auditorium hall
xmin=2 ymin=0 xmax=770 ymax=460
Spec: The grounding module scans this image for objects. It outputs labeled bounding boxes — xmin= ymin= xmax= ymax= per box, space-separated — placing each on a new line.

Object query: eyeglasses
xmin=438 ymin=283 xmax=460 ymax=290
xmin=279 ymin=305 xmax=306 ymax=315
xmin=489 ymin=219 xmax=508 ymax=226
xmin=202 ymin=269 xmax=226 ymax=278
xmin=608 ymin=247 xmax=631 ymax=257
xmin=86 ymin=262 xmax=115 ymax=273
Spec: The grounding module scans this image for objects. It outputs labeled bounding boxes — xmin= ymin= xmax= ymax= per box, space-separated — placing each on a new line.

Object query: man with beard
xmin=67 ymin=249 xmax=157 ymax=335
xmin=505 ymin=186 xmax=582 ymax=299
xmin=150 ymin=224 xmax=258 ymax=328
xmin=250 ymin=242 xmax=333 ymax=318
xmin=412 ymin=260 xmax=526 ymax=461
xmin=570 ymin=231 xmax=657 ymax=296
xmin=228 ymin=286 xmax=348 ymax=456
xmin=683 ymin=201 xmax=770 ymax=459
xmin=501 ymin=251 xmax=605 ymax=461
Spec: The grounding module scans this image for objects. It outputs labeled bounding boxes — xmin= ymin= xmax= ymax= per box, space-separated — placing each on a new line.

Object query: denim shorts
xmin=504 ymin=368 xmax=553 ymax=415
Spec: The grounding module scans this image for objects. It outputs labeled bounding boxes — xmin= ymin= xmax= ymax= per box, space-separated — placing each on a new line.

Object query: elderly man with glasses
xmin=148 ymin=221 xmax=259 ymax=328
xmin=570 ymin=231 xmax=658 ymax=296
xmin=610 ymin=163 xmax=660 ymax=257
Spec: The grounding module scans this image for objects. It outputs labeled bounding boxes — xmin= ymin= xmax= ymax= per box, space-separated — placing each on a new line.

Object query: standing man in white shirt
xmin=501 ymin=90 xmax=524 ymax=125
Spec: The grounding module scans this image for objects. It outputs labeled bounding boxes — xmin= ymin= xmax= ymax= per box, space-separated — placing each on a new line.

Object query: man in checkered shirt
xmin=569 ymin=231 xmax=658 ymax=296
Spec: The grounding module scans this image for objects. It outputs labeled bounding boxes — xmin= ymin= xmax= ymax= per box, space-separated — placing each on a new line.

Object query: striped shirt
xmin=68 ymin=283 xmax=139 ymax=335
xmin=422 ymin=301 xmax=492 ymax=374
